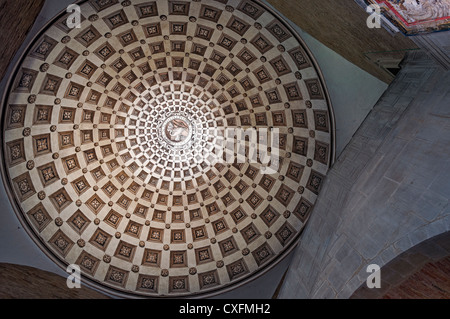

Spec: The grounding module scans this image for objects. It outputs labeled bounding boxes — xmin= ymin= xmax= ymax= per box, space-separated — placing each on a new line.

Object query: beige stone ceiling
xmin=1 ymin=0 xmax=333 ymax=297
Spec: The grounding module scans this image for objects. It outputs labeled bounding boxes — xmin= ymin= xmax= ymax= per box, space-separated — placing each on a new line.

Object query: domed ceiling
xmin=1 ymin=0 xmax=334 ymax=297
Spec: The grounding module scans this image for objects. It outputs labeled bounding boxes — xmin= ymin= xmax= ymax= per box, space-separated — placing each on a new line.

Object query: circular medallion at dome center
xmin=165 ymin=118 xmax=189 ymax=143
xmin=161 ymin=115 xmax=193 ymax=147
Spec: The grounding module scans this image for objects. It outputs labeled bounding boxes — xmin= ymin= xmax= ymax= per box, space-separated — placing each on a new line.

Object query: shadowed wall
xmin=266 ymin=0 xmax=418 ymax=83
xmin=0 ymin=263 xmax=109 ymax=299
xmin=278 ymin=51 xmax=450 ymax=299
xmin=0 ymin=0 xmax=45 ymax=82
xmin=352 ymin=231 xmax=450 ymax=299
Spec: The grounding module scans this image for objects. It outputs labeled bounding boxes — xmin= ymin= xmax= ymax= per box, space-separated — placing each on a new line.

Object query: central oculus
xmin=161 ymin=115 xmax=194 ymax=147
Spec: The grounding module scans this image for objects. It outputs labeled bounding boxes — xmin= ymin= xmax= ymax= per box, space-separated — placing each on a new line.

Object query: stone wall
xmin=0 ymin=0 xmax=45 ymax=82
xmin=265 ymin=0 xmax=418 ymax=83
xmin=351 ymin=231 xmax=450 ymax=299
xmin=0 ymin=263 xmax=109 ymax=299
xmin=279 ymin=50 xmax=450 ymax=299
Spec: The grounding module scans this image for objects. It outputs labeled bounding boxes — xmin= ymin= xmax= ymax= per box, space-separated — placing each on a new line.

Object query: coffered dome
xmin=1 ymin=0 xmax=334 ymax=297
